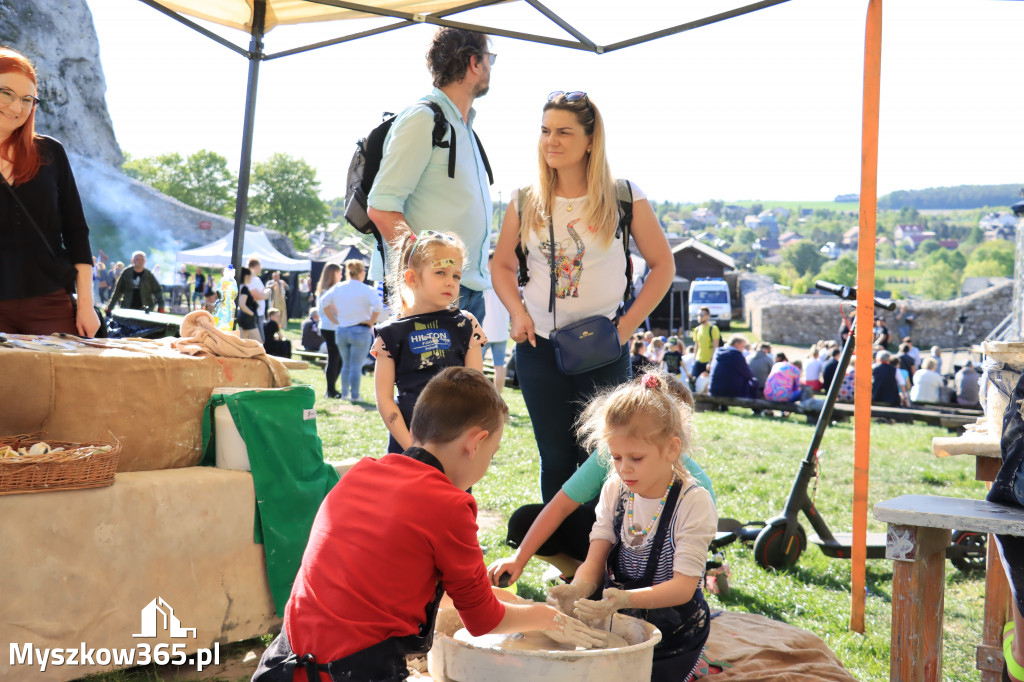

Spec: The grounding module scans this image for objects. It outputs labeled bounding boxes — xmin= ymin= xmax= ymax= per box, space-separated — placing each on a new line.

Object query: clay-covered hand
xmin=544 ymin=612 xmax=612 ymax=649
xmin=546 ymin=580 xmax=596 ymax=617
xmin=574 ymin=587 xmax=632 ymax=624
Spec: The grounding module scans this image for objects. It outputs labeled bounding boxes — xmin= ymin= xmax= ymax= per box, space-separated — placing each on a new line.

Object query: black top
xmin=236 ymin=284 xmax=257 ymax=329
xmin=663 ymin=350 xmax=682 ymax=375
xmin=821 ymin=357 xmax=840 ymax=390
xmin=871 ymin=362 xmax=901 ymax=406
xmin=0 ymin=136 xmax=92 ymax=301
xmin=374 ymin=308 xmax=484 ymax=415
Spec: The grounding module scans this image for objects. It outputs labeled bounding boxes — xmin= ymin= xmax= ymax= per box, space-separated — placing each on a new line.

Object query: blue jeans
xmin=459 ymin=286 xmax=486 ymax=325
xmin=335 ymin=325 xmax=372 ymax=400
xmin=515 ymin=335 xmax=630 ymax=502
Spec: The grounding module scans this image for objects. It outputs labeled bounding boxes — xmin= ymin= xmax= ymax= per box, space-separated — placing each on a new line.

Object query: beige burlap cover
xmin=0 ymin=467 xmax=281 ymax=682
xmin=703 ymin=610 xmax=856 ymax=680
xmin=0 ymin=339 xmax=289 ymax=472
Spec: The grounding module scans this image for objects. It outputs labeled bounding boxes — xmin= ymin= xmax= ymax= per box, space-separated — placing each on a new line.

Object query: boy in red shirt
xmin=253 ymin=367 xmax=606 ymax=682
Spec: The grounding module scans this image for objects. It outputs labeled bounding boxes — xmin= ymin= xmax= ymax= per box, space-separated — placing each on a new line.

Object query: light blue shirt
xmin=324 ymin=279 xmax=384 ymax=328
xmin=367 ymin=88 xmax=492 ymax=292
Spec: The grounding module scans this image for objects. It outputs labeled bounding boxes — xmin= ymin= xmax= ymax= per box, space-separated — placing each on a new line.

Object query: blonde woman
xmin=492 ymin=91 xmax=674 ymax=501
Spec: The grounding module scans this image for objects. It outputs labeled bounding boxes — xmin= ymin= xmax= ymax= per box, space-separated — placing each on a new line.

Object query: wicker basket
xmin=0 ymin=433 xmax=121 ymax=495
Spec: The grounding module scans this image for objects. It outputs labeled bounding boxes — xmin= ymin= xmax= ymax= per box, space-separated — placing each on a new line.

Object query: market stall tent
xmin=176 ymin=229 xmax=311 ymax=271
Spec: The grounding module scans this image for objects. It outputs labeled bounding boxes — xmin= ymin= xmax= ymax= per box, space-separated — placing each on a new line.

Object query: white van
xmin=688 ymin=278 xmax=732 ymax=329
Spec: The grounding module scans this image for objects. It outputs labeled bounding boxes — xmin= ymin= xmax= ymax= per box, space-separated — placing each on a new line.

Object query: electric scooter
xmin=751 ymin=280 xmax=986 ymax=572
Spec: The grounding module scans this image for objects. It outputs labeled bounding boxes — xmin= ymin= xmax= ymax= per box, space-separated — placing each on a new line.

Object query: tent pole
xmin=230 ymin=0 xmax=267 ymax=275
xmin=850 ymin=0 xmax=882 ymax=635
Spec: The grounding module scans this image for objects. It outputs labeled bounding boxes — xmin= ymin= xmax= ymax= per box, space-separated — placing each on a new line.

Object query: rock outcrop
xmin=0 ymin=1 xmax=298 ymax=263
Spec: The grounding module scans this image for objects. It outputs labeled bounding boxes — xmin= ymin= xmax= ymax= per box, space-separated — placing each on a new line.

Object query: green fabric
xmin=562 ymin=448 xmax=717 ymax=506
xmin=201 ymin=386 xmax=340 ymax=617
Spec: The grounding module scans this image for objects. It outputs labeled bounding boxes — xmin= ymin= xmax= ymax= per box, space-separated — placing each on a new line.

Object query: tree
xmin=915 ymin=262 xmax=960 ymax=300
xmin=924 ymin=247 xmax=966 ymax=273
xmin=965 ymin=240 xmax=1015 ymax=276
xmin=248 ymin=153 xmax=330 ymax=249
xmin=123 ymin=150 xmax=236 ymax=216
xmin=818 ymin=254 xmax=858 ymax=287
xmin=917 ymin=239 xmax=942 ymax=256
xmin=781 ymin=240 xmax=826 ymax=277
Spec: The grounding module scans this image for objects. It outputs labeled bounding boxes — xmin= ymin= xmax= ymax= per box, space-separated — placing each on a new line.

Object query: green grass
xmin=88 ymin=357 xmax=990 ymax=681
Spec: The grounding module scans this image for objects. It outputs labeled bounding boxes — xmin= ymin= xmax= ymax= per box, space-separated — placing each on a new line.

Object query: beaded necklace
xmin=625 ymin=477 xmax=675 ymax=539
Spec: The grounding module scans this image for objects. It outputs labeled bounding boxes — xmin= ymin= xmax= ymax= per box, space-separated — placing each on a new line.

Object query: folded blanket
xmin=172 ymin=310 xmax=289 ymax=386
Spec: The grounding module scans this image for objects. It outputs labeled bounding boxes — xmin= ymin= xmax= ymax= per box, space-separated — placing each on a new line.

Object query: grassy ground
xmin=86 ymin=341 xmax=990 ymax=681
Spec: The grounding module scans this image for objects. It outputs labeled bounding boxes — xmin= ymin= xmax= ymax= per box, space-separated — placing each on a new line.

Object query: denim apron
xmin=985 ymin=370 xmax=1024 ymax=617
xmin=605 ymin=481 xmax=711 ymax=682
xmin=252 ymin=448 xmax=447 ymax=682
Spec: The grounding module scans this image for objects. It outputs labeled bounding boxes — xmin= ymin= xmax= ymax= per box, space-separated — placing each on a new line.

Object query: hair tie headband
xmin=641 ymin=373 xmax=660 ymax=389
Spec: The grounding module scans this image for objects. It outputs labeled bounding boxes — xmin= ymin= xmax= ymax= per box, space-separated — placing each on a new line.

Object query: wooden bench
xmin=693 ymin=393 xmax=980 ymax=432
xmin=293 ymin=349 xmax=328 ymax=367
xmin=874 ymin=495 xmax=1024 ymax=681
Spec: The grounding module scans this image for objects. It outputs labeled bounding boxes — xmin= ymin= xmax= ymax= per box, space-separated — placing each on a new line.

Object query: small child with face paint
xmin=373 ymin=230 xmax=487 ymax=454
xmin=547 ymin=370 xmax=717 ymax=682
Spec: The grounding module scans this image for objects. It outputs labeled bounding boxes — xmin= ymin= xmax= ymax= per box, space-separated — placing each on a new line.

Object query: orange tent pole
xmin=851 ymin=0 xmax=882 ymax=634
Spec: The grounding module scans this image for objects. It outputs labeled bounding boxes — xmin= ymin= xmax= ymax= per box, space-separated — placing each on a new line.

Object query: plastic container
xmin=981 ymin=342 xmax=1024 ymax=436
xmin=428 ymin=608 xmax=661 ymax=682
xmin=211 ymin=387 xmax=263 ymax=471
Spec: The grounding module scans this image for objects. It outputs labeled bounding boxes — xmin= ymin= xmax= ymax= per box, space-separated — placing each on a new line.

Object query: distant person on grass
xmin=107 ymin=251 xmax=163 ymax=313
xmin=709 ymin=334 xmax=754 ymax=399
xmin=746 ymin=342 xmax=773 ymax=398
xmin=252 ymin=368 xmax=605 ymax=682
xmin=871 ymin=350 xmax=901 ymax=407
xmin=690 ymin=307 xmax=720 ymax=382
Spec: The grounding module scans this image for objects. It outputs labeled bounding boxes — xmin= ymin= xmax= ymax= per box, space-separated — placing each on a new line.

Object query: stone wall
xmin=743 ymin=274 xmax=1013 ymax=348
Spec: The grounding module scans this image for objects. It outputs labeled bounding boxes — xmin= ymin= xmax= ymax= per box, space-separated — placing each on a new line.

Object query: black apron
xmin=605 ymin=481 xmax=711 ymax=682
xmin=985 ymin=370 xmax=1024 ymax=617
xmin=252 ymin=447 xmax=447 ymax=682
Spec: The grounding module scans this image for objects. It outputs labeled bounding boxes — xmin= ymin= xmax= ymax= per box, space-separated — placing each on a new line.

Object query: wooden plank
xmin=874 ymin=495 xmax=1024 ymax=537
xmin=889 ymin=525 xmax=950 ymax=682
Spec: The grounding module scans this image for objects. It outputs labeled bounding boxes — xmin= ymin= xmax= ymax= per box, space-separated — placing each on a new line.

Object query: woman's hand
xmin=76 ymin=303 xmax=100 ymax=338
xmin=510 ymin=309 xmax=536 ymax=347
xmin=487 ymin=556 xmax=526 ymax=587
xmin=544 ymin=611 xmax=612 ymax=649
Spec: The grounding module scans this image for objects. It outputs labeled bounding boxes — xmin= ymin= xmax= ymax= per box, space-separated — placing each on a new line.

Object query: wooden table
xmin=933 ymin=431 xmax=1009 ymax=681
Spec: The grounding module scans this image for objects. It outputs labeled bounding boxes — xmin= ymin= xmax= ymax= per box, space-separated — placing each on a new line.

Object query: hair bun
xmin=641 ymin=373 xmax=660 ymax=389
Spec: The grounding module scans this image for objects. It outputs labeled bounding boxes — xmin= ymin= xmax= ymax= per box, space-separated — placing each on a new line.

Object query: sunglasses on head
xmin=548 ymin=91 xmax=588 ymax=104
xmin=407 ymin=230 xmax=458 ymax=265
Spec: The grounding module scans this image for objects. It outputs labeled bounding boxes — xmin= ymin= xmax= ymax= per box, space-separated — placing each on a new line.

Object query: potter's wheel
xmin=452 ymin=628 xmax=629 ymax=652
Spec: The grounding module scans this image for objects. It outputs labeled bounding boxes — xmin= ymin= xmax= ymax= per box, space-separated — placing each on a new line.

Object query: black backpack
xmin=344 ymin=101 xmax=494 ymax=272
xmin=514 ymin=179 xmax=635 ymax=304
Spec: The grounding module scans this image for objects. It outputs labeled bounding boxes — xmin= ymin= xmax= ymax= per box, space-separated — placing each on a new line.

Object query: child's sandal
xmin=1004 ymin=622 xmax=1024 ymax=682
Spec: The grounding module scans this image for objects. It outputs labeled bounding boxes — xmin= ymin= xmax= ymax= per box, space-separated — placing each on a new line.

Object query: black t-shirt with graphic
xmin=373 ymin=308 xmax=486 ymax=417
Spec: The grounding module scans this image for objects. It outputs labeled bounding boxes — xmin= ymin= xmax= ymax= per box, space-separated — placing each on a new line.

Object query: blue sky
xmin=86 ymin=0 xmax=1022 ymax=203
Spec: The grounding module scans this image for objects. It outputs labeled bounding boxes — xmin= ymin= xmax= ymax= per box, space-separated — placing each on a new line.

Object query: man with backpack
xmin=365 ymin=27 xmax=495 ymax=322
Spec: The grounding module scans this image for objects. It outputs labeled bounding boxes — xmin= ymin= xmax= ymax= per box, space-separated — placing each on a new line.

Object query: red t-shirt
xmin=284 ymin=453 xmax=505 ymax=675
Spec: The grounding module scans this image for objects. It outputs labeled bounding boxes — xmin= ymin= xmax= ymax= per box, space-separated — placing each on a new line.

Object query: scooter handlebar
xmin=814 ymin=280 xmax=896 ymax=311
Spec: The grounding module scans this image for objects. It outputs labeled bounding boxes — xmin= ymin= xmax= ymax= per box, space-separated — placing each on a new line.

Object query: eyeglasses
xmin=0 ymin=87 xmax=39 ymax=110
xmin=408 ymin=230 xmax=458 ymax=265
xmin=548 ymin=91 xmax=588 ymax=104
xmin=481 ymin=52 xmax=497 ymax=66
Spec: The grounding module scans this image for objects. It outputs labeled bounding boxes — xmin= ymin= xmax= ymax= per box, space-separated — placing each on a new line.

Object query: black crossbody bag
xmin=546 ymin=216 xmax=624 ymax=375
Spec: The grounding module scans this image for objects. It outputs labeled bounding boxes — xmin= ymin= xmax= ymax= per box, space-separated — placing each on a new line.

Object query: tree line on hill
xmin=878 ymin=184 xmax=1022 ymax=210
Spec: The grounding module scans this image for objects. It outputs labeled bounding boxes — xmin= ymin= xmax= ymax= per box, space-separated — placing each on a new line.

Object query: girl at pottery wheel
xmin=547 ymin=370 xmax=717 ymax=682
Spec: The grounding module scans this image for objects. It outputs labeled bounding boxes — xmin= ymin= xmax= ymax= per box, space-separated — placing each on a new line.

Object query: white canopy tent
xmin=175 ymin=230 xmax=311 ymax=271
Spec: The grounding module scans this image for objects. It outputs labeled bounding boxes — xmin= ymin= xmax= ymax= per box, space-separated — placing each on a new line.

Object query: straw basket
xmin=0 ymin=433 xmax=120 ymax=495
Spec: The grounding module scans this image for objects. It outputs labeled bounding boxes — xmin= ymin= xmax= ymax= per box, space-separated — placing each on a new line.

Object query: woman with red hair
xmin=0 ymin=47 xmax=99 ymax=336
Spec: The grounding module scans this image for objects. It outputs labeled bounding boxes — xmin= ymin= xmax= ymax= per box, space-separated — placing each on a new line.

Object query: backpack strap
xmin=615 ymin=179 xmax=634 ymax=304
xmin=422 ymin=101 xmax=493 ymax=185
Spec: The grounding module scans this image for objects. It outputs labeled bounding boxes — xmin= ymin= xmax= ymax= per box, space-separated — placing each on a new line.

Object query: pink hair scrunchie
xmin=641 ymin=373 xmax=660 ymax=389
